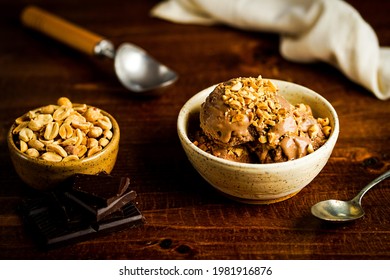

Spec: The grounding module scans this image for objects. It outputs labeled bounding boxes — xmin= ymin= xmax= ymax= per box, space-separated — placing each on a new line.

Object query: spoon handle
xmin=354 ymin=169 xmax=390 ymax=204
xmin=21 ymin=6 xmax=105 ymax=56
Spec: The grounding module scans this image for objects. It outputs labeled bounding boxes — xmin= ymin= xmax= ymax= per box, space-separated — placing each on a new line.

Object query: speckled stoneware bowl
xmin=177 ymin=79 xmax=339 ymax=204
xmin=7 ymin=107 xmax=120 ymax=191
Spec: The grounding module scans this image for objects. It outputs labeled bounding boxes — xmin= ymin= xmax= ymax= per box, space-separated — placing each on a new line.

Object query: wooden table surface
xmin=1 ymin=0 xmax=389 ymax=260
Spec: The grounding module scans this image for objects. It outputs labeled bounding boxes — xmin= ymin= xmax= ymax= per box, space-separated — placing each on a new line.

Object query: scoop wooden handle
xmin=21 ymin=5 xmax=104 ymax=56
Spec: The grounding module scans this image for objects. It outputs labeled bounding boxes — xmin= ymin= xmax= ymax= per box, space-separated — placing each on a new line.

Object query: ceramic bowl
xmin=7 ymin=106 xmax=120 ymax=191
xmin=177 ymin=79 xmax=339 ymax=204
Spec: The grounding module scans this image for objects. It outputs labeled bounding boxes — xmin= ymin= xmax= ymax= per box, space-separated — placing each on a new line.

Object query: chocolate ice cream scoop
xmin=200 ymin=84 xmax=254 ymax=146
xmin=200 ymin=77 xmax=286 ymax=146
xmin=195 ymin=76 xmax=332 ymax=164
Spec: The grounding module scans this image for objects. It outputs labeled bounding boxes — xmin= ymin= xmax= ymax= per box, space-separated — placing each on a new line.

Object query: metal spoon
xmin=21 ymin=6 xmax=178 ymax=93
xmin=311 ymin=169 xmax=390 ymax=222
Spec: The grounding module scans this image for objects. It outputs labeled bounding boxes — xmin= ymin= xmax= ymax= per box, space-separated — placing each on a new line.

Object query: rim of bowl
xmin=177 ymin=79 xmax=339 ymax=170
xmin=7 ymin=106 xmax=120 ymax=167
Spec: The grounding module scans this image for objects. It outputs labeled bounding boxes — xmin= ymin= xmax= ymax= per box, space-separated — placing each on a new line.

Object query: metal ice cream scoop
xmin=21 ymin=6 xmax=178 ymax=93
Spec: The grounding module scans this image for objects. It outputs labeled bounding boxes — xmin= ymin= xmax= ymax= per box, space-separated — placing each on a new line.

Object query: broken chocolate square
xmin=19 ymin=195 xmax=143 ymax=248
xmin=69 ymin=173 xmax=131 ymax=207
xmin=64 ymin=189 xmax=137 ymax=222
xmin=63 ymin=173 xmax=137 ymax=222
xmin=19 ymin=173 xmax=143 ymax=249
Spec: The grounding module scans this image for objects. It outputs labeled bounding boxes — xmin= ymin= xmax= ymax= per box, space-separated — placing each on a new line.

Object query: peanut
xmin=41 ymin=152 xmax=62 ymax=162
xmin=12 ymin=97 xmax=114 ymax=162
xmin=88 ymin=126 xmax=103 ymax=138
xmin=53 ymin=106 xmax=72 ymax=121
xmin=59 ymin=123 xmax=73 ymax=139
xmin=96 ymin=116 xmax=112 ymax=130
xmin=26 ymin=148 xmax=39 ymax=158
xmin=46 ymin=143 xmax=67 ymax=158
xmin=57 ymin=97 xmax=72 ymax=107
xmin=62 ymin=155 xmax=79 ymax=162
xmin=44 ymin=122 xmax=59 ymax=140
xmin=19 ymin=127 xmax=34 ymax=142
xmin=28 ymin=139 xmax=45 ymax=151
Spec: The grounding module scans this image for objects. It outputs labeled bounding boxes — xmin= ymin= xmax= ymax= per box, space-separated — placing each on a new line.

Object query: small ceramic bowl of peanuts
xmin=7 ymin=97 xmax=120 ymax=190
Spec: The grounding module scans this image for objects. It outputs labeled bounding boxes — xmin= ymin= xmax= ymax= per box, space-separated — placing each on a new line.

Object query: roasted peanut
xmin=19 ymin=127 xmax=34 ymax=142
xmin=99 ymin=138 xmax=109 ymax=147
xmin=74 ymin=129 xmax=84 ymax=146
xmin=28 ymin=119 xmax=44 ymax=131
xmin=36 ymin=114 xmax=53 ymax=125
xmin=322 ymin=126 xmax=332 ymax=137
xmin=12 ymin=97 xmax=114 ymax=161
xmin=28 ymin=139 xmax=45 ymax=151
xmin=59 ymin=123 xmax=73 ymax=139
xmin=73 ymin=104 xmax=87 ymax=114
xmin=61 ymin=137 xmax=78 ymax=146
xmin=40 ymin=105 xmax=56 ymax=114
xmin=87 ymin=138 xmax=99 ymax=149
xmin=41 ymin=152 xmax=62 ymax=162
xmin=96 ymin=116 xmax=112 ymax=130
xmin=230 ymin=81 xmax=242 ymax=91
xmin=57 ymin=97 xmax=72 ymax=107
xmin=72 ymin=120 xmax=92 ymax=131
xmin=308 ymin=124 xmax=320 ymax=139
xmin=46 ymin=143 xmax=67 ymax=158
xmin=103 ymin=129 xmax=113 ymax=140
xmin=13 ymin=121 xmax=29 ymax=134
xmin=53 ymin=106 xmax=72 ymax=121
xmin=87 ymin=145 xmax=102 ymax=157
xmin=77 ymin=145 xmax=88 ymax=158
xmin=88 ymin=126 xmax=103 ymax=138
xmin=62 ymin=155 xmax=79 ymax=162
xmin=318 ymin=117 xmax=330 ymax=127
xmin=84 ymin=107 xmax=101 ymax=122
xmin=26 ymin=148 xmax=39 ymax=158
xmin=20 ymin=140 xmax=28 ymax=153
xmin=44 ymin=122 xmax=59 ymax=140
xmin=15 ymin=116 xmax=28 ymax=125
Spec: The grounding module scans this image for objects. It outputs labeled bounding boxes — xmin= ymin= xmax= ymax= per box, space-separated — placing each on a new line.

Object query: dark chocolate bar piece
xmin=91 ymin=202 xmax=143 ymax=231
xmin=19 ymin=195 xmax=143 ymax=249
xmin=64 ymin=189 xmax=137 ymax=222
xmin=70 ymin=173 xmax=131 ymax=207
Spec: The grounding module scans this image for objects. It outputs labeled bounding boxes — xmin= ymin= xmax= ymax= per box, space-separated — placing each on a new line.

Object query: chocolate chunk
xmin=91 ymin=202 xmax=143 ymax=231
xmin=19 ymin=195 xmax=143 ymax=249
xmin=64 ymin=189 xmax=137 ymax=222
xmin=70 ymin=173 xmax=131 ymax=206
xmin=18 ymin=173 xmax=143 ymax=249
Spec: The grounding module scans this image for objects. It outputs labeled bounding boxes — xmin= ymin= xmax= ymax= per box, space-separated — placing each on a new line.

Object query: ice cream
xmin=192 ymin=76 xmax=332 ymax=163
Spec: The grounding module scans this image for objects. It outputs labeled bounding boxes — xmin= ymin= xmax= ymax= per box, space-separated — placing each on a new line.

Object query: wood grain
xmin=0 ymin=0 xmax=389 ymax=260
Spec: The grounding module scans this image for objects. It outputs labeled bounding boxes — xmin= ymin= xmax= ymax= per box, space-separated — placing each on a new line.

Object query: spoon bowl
xmin=114 ymin=43 xmax=178 ymax=93
xmin=311 ymin=199 xmax=365 ymax=222
xmin=311 ymin=169 xmax=390 ymax=222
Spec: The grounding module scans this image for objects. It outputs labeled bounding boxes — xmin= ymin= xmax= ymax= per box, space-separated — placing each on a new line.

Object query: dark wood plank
xmin=0 ymin=0 xmax=389 ymax=260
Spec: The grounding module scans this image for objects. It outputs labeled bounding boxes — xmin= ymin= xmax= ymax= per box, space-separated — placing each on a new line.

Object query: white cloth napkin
xmin=151 ymin=0 xmax=390 ymax=100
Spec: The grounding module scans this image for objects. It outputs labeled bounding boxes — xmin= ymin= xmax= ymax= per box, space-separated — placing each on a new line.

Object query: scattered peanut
xmin=12 ymin=97 xmax=114 ymax=162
